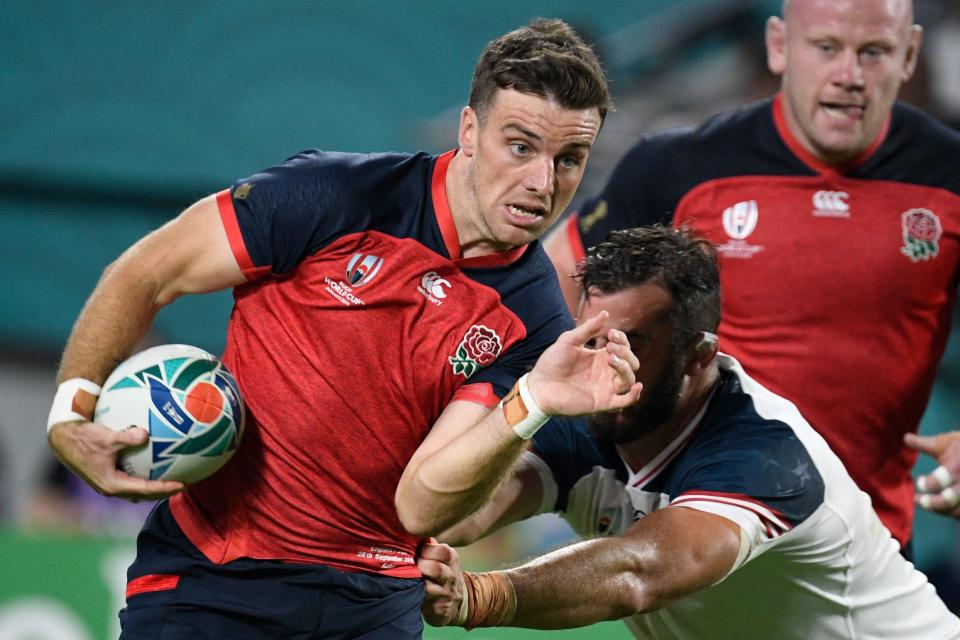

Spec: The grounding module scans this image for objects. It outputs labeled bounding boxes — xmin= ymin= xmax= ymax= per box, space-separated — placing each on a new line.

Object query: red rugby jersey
xmin=569 ymin=94 xmax=960 ymax=545
xmin=171 ymin=150 xmax=572 ymax=576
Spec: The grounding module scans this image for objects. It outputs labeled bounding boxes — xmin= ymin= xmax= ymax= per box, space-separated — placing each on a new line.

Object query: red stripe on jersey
xmin=673 ymin=491 xmax=792 ymax=531
xmin=126 ymin=574 xmax=180 ymax=598
xmin=631 ymin=419 xmax=704 ymax=488
xmin=432 ymin=151 xmax=460 ymax=260
xmin=567 ymin=214 xmax=586 ymax=263
xmin=772 ymin=92 xmax=890 ymax=176
xmin=453 ymin=382 xmax=500 ymax=407
xmin=216 ymin=189 xmax=270 ymax=279
xmin=430 ymin=150 xmax=529 ymax=268
xmin=672 ymin=497 xmax=785 ymax=538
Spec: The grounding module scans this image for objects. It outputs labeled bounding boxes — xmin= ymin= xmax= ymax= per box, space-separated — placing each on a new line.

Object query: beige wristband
xmin=47 ymin=378 xmax=101 ymax=434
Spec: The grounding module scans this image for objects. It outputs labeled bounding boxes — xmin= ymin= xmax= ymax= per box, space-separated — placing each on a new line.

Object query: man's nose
xmin=523 ymin=156 xmax=555 ymax=196
xmin=832 ymin=48 xmax=865 ymax=89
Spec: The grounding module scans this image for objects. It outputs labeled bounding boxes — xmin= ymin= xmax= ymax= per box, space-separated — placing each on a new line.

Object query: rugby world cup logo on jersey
xmin=812 ymin=190 xmax=850 ymax=218
xmin=448 ymin=325 xmax=503 ymax=378
xmin=346 ymin=253 xmax=384 ymax=286
xmin=417 ymin=271 xmax=451 ymax=306
xmin=323 ymin=253 xmax=385 ymax=307
xmin=717 ymin=200 xmax=764 ymax=258
xmin=900 ymin=208 xmax=942 ymax=262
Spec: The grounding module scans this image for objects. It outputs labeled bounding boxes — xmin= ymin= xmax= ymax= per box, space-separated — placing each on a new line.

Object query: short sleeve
xmin=665 ymin=427 xmax=825 ymax=561
xmin=223 ymin=150 xmax=385 ymax=276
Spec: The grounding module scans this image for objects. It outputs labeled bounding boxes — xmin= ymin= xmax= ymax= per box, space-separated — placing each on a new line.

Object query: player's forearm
xmin=397 ymin=410 xmax=528 ymax=536
xmin=438 ymin=466 xmax=540 ymax=546
xmin=504 ymin=537 xmax=659 ymax=628
xmin=57 ymin=258 xmax=165 ymax=384
xmin=461 ymin=509 xmax=741 ymax=629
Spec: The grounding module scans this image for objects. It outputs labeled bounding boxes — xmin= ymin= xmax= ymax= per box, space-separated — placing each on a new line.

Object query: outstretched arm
xmin=421 ymin=506 xmax=742 ymax=629
xmin=48 ymin=194 xmax=246 ymax=500
xmin=396 ymin=311 xmax=642 ymax=536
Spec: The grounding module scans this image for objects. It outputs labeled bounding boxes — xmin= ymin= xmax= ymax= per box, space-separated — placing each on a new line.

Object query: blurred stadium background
xmin=1 ymin=1 xmax=958 ymax=637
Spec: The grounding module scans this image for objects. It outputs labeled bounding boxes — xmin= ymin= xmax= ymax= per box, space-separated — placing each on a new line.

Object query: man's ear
xmin=458 ymin=106 xmax=479 ymax=157
xmin=685 ymin=332 xmax=718 ymax=375
xmin=766 ymin=16 xmax=787 ymax=76
xmin=901 ymin=24 xmax=924 ymax=82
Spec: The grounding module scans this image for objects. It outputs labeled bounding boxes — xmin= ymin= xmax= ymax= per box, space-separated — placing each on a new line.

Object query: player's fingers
xmin=417 ymin=558 xmax=444 ymax=583
xmin=917 ymin=486 xmax=960 ymax=513
xmin=423 ymin=578 xmax=451 ymax=599
xmin=605 ymin=330 xmax=640 ymax=371
xmin=605 ymin=353 xmax=637 ymax=394
xmin=112 ymin=425 xmax=149 ymax=451
xmin=108 ymin=471 xmax=184 ymax=501
xmin=917 ymin=465 xmax=955 ymax=493
xmin=561 ymin=310 xmax=609 ymax=345
xmin=418 ymin=540 xmax=456 ymax=563
xmin=602 ymin=382 xmax=643 ymax=411
xmin=904 ymin=432 xmax=940 ymax=455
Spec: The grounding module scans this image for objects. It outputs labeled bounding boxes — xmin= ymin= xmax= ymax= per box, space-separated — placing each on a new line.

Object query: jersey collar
xmin=772 ymin=92 xmax=889 ymax=177
xmin=431 ymin=150 xmax=529 ymax=268
xmin=621 ymin=384 xmax=717 ymax=490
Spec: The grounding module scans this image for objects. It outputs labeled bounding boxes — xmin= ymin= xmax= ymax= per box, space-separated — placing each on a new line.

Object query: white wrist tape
xmin=500 ymin=374 xmax=549 ymax=440
xmin=47 ymin=378 xmax=101 ymax=434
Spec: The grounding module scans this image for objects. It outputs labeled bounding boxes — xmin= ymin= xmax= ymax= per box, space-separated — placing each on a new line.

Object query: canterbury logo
xmin=812 ymin=191 xmax=849 ymax=217
xmin=420 ymin=271 xmax=451 ymax=299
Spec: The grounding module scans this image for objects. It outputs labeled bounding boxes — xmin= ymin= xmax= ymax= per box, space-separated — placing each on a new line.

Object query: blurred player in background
xmin=546 ymin=0 xmax=960 ymax=554
xmin=419 ymin=226 xmax=960 ymax=639
xmin=45 ymin=19 xmax=643 ymax=639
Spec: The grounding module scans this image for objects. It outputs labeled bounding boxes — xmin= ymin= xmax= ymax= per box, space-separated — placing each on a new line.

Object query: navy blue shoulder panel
xmin=230 ymin=150 xmax=439 ymax=274
xmin=465 ymin=243 xmax=574 ymax=396
xmin=654 ymin=372 xmax=825 ymax=528
xmin=531 ymin=415 xmax=623 ymax=512
xmin=855 ymin=102 xmax=960 ymax=195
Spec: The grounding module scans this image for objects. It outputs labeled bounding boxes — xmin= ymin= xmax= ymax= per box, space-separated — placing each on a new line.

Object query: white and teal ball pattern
xmin=94 ymin=344 xmax=245 ymax=483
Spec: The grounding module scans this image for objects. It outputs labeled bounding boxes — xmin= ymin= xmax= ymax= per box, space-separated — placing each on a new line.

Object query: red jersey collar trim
xmin=772 ymin=92 xmax=889 ymax=177
xmin=430 ymin=149 xmax=529 ymax=268
xmin=566 ymin=214 xmax=586 ymax=263
xmin=431 ymin=150 xmax=461 ymax=259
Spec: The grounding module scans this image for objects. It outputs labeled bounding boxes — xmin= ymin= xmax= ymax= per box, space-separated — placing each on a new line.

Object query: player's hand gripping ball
xmin=94 ymin=344 xmax=246 ymax=484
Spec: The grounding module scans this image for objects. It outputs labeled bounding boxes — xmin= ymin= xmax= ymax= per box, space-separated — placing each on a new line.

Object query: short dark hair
xmin=577 ymin=226 xmax=721 ymax=351
xmin=468 ymin=18 xmax=610 ymax=124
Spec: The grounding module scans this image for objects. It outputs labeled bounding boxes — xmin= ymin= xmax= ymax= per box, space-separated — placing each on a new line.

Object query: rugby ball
xmin=94 ymin=344 xmax=245 ymax=483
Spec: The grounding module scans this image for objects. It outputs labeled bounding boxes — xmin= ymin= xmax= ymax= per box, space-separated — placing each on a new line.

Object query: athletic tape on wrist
xmin=454 ymin=578 xmax=470 ymax=626
xmin=460 ymin=571 xmax=517 ymax=629
xmin=499 ymin=374 xmax=549 ymax=440
xmin=47 ymin=378 xmax=101 ymax=434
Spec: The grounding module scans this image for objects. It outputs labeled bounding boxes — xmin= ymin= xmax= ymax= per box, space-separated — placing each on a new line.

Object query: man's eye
xmin=510 ymin=143 xmax=530 ymax=156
